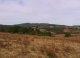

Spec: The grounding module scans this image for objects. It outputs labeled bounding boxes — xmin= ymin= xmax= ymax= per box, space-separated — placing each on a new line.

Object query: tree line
xmin=0 ymin=25 xmax=52 ymax=36
xmin=0 ymin=25 xmax=72 ymax=37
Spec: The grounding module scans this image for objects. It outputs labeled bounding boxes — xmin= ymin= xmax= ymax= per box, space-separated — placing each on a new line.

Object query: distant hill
xmin=0 ymin=23 xmax=80 ymax=30
xmin=16 ymin=23 xmax=54 ymax=27
xmin=15 ymin=23 xmax=66 ymax=28
xmin=0 ymin=23 xmax=80 ymax=35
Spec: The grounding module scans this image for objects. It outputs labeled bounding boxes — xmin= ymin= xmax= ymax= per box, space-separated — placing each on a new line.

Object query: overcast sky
xmin=0 ymin=0 xmax=80 ymax=25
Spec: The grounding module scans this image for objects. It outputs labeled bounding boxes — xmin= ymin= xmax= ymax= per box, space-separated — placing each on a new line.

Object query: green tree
xmin=53 ymin=27 xmax=64 ymax=34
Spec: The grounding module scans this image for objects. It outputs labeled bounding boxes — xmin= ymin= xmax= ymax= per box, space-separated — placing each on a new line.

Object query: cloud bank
xmin=0 ymin=0 xmax=80 ymax=25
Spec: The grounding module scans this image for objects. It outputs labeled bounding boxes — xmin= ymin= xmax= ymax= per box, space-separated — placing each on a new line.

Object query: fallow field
xmin=0 ymin=32 xmax=80 ymax=58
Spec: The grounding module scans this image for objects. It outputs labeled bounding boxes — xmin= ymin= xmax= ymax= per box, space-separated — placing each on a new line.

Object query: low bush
xmin=64 ymin=32 xmax=71 ymax=37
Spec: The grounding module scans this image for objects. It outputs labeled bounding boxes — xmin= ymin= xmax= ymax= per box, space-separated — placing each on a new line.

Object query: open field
xmin=0 ymin=32 xmax=80 ymax=58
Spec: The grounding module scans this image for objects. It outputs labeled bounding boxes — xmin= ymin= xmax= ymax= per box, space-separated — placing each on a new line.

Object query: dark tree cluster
xmin=0 ymin=25 xmax=52 ymax=36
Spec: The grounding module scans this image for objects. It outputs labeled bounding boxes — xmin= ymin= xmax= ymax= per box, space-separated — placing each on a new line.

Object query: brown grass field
xmin=0 ymin=32 xmax=80 ymax=58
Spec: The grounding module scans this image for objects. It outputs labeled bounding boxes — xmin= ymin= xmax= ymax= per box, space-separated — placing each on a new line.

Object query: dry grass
xmin=0 ymin=32 xmax=80 ymax=58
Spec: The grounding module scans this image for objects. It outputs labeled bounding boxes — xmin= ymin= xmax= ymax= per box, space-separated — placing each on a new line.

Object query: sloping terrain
xmin=0 ymin=33 xmax=80 ymax=58
xmin=0 ymin=23 xmax=80 ymax=35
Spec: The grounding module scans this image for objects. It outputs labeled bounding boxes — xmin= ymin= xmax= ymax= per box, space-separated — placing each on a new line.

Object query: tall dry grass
xmin=0 ymin=32 xmax=80 ymax=58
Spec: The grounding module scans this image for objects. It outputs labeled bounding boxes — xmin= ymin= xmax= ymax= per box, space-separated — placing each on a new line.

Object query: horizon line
xmin=0 ymin=22 xmax=80 ymax=26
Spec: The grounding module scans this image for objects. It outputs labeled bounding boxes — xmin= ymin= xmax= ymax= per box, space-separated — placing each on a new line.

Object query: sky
xmin=0 ymin=0 xmax=80 ymax=25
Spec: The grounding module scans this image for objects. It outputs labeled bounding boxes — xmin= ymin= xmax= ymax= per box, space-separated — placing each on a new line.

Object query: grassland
xmin=0 ymin=32 xmax=80 ymax=58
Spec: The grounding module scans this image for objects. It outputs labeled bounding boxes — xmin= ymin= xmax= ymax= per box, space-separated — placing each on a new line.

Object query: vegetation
xmin=0 ymin=23 xmax=80 ymax=58
xmin=64 ymin=32 xmax=71 ymax=37
xmin=0 ymin=25 xmax=52 ymax=36
xmin=0 ymin=33 xmax=79 ymax=58
xmin=53 ymin=27 xmax=64 ymax=34
xmin=0 ymin=23 xmax=80 ymax=36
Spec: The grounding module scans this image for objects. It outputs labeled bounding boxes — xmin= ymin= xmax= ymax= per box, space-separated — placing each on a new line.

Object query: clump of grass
xmin=40 ymin=45 xmax=57 ymax=58
xmin=63 ymin=46 xmax=75 ymax=53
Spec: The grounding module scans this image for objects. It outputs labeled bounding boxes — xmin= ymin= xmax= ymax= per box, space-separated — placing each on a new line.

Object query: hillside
xmin=0 ymin=33 xmax=80 ymax=58
xmin=0 ymin=24 xmax=80 ymax=58
xmin=0 ymin=23 xmax=80 ymax=35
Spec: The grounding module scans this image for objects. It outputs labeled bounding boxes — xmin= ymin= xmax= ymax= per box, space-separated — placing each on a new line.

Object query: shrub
xmin=38 ymin=31 xmax=52 ymax=36
xmin=64 ymin=32 xmax=71 ymax=37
